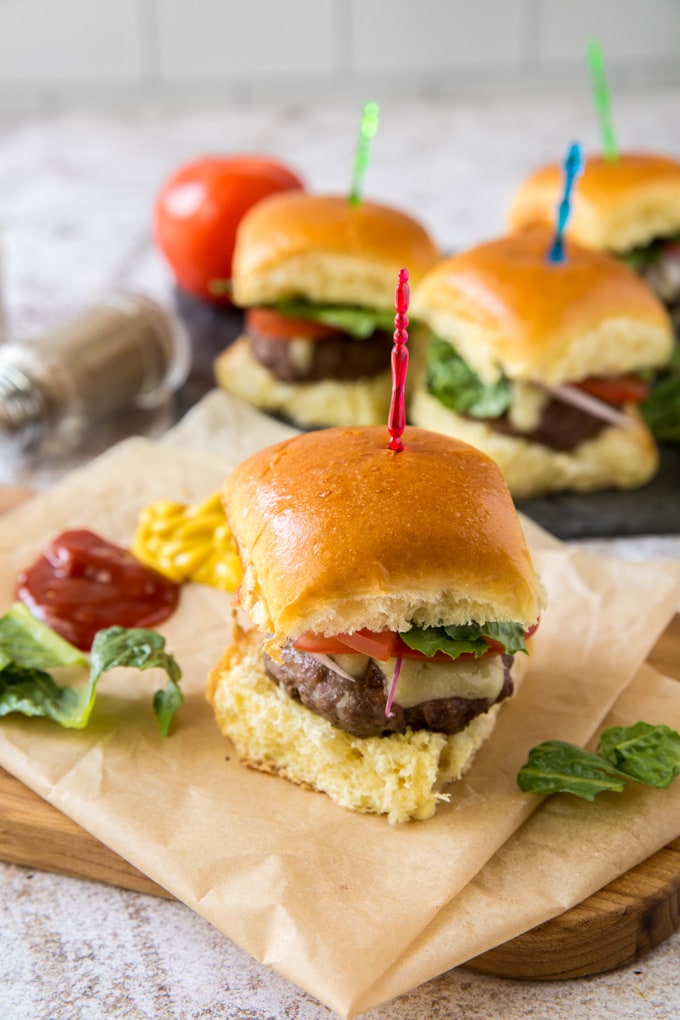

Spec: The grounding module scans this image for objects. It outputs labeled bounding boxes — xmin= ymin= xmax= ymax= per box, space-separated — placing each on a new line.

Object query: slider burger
xmin=214 ymin=191 xmax=439 ymax=427
xmin=507 ymin=153 xmax=680 ymax=325
xmin=207 ymin=425 xmax=544 ymax=823
xmin=409 ymin=225 xmax=674 ymax=498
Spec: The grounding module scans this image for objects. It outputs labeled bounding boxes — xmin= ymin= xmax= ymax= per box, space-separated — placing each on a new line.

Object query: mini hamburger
xmin=214 ymin=191 xmax=439 ymax=428
xmin=507 ymin=153 xmax=680 ymax=324
xmin=409 ymin=225 xmax=674 ymax=499
xmin=207 ymin=425 xmax=543 ymax=824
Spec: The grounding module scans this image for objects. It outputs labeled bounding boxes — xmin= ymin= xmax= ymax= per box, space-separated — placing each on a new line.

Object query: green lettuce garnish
xmin=90 ymin=627 xmax=183 ymax=737
xmin=0 ymin=604 xmax=183 ymax=735
xmin=401 ymin=621 xmax=527 ymax=661
xmin=272 ymin=299 xmax=395 ymax=339
xmin=640 ymin=344 xmax=680 ymax=445
xmin=599 ymin=722 xmax=680 ymax=788
xmin=517 ymin=722 xmax=680 ymax=800
xmin=425 ymin=336 xmax=511 ymax=418
xmin=641 ymin=374 xmax=680 ymax=443
xmin=618 ymin=233 xmax=680 ymax=274
xmin=0 ymin=603 xmax=87 ymax=671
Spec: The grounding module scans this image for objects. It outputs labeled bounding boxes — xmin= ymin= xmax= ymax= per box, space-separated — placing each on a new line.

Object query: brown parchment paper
xmin=354 ymin=663 xmax=680 ymax=1015
xmin=0 ymin=417 xmax=679 ymax=1018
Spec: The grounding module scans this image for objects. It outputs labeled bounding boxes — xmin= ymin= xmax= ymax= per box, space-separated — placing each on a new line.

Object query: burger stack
xmin=216 ymin=190 xmax=439 ymax=428
xmin=508 ymin=152 xmax=680 ymax=327
xmin=213 ymin=151 xmax=678 ymax=499
xmin=409 ymin=224 xmax=673 ymax=498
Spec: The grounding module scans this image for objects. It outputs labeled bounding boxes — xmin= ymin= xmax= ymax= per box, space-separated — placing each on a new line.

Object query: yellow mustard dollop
xmin=131 ymin=492 xmax=241 ymax=592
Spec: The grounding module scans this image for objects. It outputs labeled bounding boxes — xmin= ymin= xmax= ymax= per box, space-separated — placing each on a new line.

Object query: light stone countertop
xmin=1 ymin=92 xmax=680 ymax=1020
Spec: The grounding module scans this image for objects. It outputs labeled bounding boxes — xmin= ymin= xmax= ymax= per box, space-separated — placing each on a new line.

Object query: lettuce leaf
xmin=517 ymin=722 xmax=680 ymax=799
xmin=400 ymin=621 xmax=527 ymax=660
xmin=517 ymin=741 xmax=627 ymax=799
xmin=0 ymin=605 xmax=183 ymax=735
xmin=425 ymin=336 xmax=511 ymax=418
xmin=599 ymin=722 xmax=680 ymax=788
xmin=0 ymin=663 xmax=90 ymax=725
xmin=271 ymin=299 xmax=395 ymax=339
xmin=0 ymin=602 xmax=87 ymax=670
xmin=641 ymin=374 xmax=680 ymax=443
xmin=90 ymin=626 xmax=183 ymax=737
xmin=640 ymin=344 xmax=680 ymax=444
xmin=618 ymin=233 xmax=680 ymax=274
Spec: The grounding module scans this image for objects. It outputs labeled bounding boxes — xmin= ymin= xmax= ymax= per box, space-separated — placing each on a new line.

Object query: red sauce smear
xmin=15 ymin=528 xmax=180 ymax=651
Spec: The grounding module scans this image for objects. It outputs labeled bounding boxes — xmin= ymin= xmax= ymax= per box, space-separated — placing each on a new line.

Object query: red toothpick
xmin=387 ymin=268 xmax=410 ymax=452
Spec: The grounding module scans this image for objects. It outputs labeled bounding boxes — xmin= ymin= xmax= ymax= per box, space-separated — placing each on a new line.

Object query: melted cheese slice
xmin=382 ymin=654 xmax=505 ymax=707
xmin=508 ymin=380 xmax=549 ymax=432
xmin=288 ymin=338 xmax=315 ymax=373
xmin=329 ymin=652 xmax=506 ymax=707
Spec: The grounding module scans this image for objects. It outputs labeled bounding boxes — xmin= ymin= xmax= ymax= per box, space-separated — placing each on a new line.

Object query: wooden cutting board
xmin=0 ymin=484 xmax=679 ymax=979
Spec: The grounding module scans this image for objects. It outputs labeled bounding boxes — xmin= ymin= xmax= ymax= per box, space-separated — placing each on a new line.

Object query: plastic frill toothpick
xmin=387 ymin=268 xmax=410 ymax=453
xmin=384 ymin=267 xmax=410 ymax=719
xmin=587 ymin=38 xmax=618 ymax=162
xmin=546 ymin=142 xmax=584 ymax=265
xmin=349 ymin=100 xmax=380 ymax=206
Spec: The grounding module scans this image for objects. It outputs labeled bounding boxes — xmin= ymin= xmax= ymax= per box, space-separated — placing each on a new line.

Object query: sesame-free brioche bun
xmin=231 ymin=192 xmax=440 ymax=309
xmin=411 ymin=225 xmax=673 ymax=386
xmin=507 ymin=152 xmax=680 ymax=253
xmin=223 ymin=425 xmax=544 ymax=653
xmin=207 ymin=622 xmax=530 ymax=824
xmin=410 ymin=389 xmax=659 ymax=498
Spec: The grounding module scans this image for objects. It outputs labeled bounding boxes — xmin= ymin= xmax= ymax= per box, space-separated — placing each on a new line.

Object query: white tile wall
xmin=0 ymin=0 xmax=678 ymax=110
xmin=539 ymin=0 xmax=680 ymax=62
xmin=0 ymin=0 xmax=143 ymax=86
xmin=153 ymin=0 xmax=338 ymax=78
xmin=349 ymin=0 xmax=529 ymax=72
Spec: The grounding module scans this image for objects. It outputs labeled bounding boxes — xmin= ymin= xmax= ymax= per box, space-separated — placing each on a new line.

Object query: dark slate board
xmin=174 ymin=290 xmax=680 ymax=541
xmin=174 ymin=289 xmax=244 ymax=417
xmin=515 ymin=445 xmax=680 ymax=539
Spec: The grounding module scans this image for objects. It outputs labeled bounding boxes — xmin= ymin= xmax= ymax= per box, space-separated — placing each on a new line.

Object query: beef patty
xmin=264 ymin=644 xmax=514 ymax=738
xmin=483 ymin=397 xmax=607 ymax=452
xmin=249 ymin=329 xmax=393 ymax=383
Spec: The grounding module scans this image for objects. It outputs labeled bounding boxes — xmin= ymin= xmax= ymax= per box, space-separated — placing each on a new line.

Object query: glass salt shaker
xmin=0 ymin=292 xmax=191 ymax=457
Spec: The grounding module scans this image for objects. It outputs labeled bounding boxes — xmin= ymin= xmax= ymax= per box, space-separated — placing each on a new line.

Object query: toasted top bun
xmin=223 ymin=425 xmax=544 ymax=651
xmin=411 ymin=225 xmax=673 ymax=386
xmin=507 ymin=152 xmax=680 ymax=253
xmin=231 ymin=192 xmax=439 ymax=309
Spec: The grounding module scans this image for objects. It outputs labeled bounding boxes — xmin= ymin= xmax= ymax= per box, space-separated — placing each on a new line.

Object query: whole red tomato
xmin=154 ymin=155 xmax=304 ymax=305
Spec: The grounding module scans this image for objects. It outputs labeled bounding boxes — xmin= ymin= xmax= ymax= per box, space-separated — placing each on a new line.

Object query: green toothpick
xmin=587 ymin=38 xmax=618 ymax=162
xmin=349 ymin=100 xmax=380 ymax=206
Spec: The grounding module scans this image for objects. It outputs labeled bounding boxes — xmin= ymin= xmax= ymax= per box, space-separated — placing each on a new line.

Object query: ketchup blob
xmin=16 ymin=529 xmax=180 ymax=651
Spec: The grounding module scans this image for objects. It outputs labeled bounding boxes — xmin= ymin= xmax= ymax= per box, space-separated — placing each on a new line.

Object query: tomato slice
xmin=576 ymin=375 xmax=650 ymax=405
xmin=292 ymin=633 xmax=357 ymax=656
xmin=246 ymin=308 xmax=343 ymax=342
xmin=333 ymin=629 xmax=400 ymax=659
xmin=293 ymin=629 xmax=398 ymax=660
xmin=294 ymin=629 xmax=499 ymax=663
xmin=294 ymin=620 xmax=540 ymax=663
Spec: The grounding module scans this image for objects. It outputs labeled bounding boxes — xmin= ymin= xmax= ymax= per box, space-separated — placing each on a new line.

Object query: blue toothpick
xmin=546 ymin=142 xmax=584 ymax=264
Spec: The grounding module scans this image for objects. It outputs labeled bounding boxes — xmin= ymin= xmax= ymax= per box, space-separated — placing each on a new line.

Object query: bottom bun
xmin=410 ymin=388 xmax=659 ymax=499
xmin=214 ymin=336 xmax=392 ymax=428
xmin=207 ymin=625 xmax=524 ymax=824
